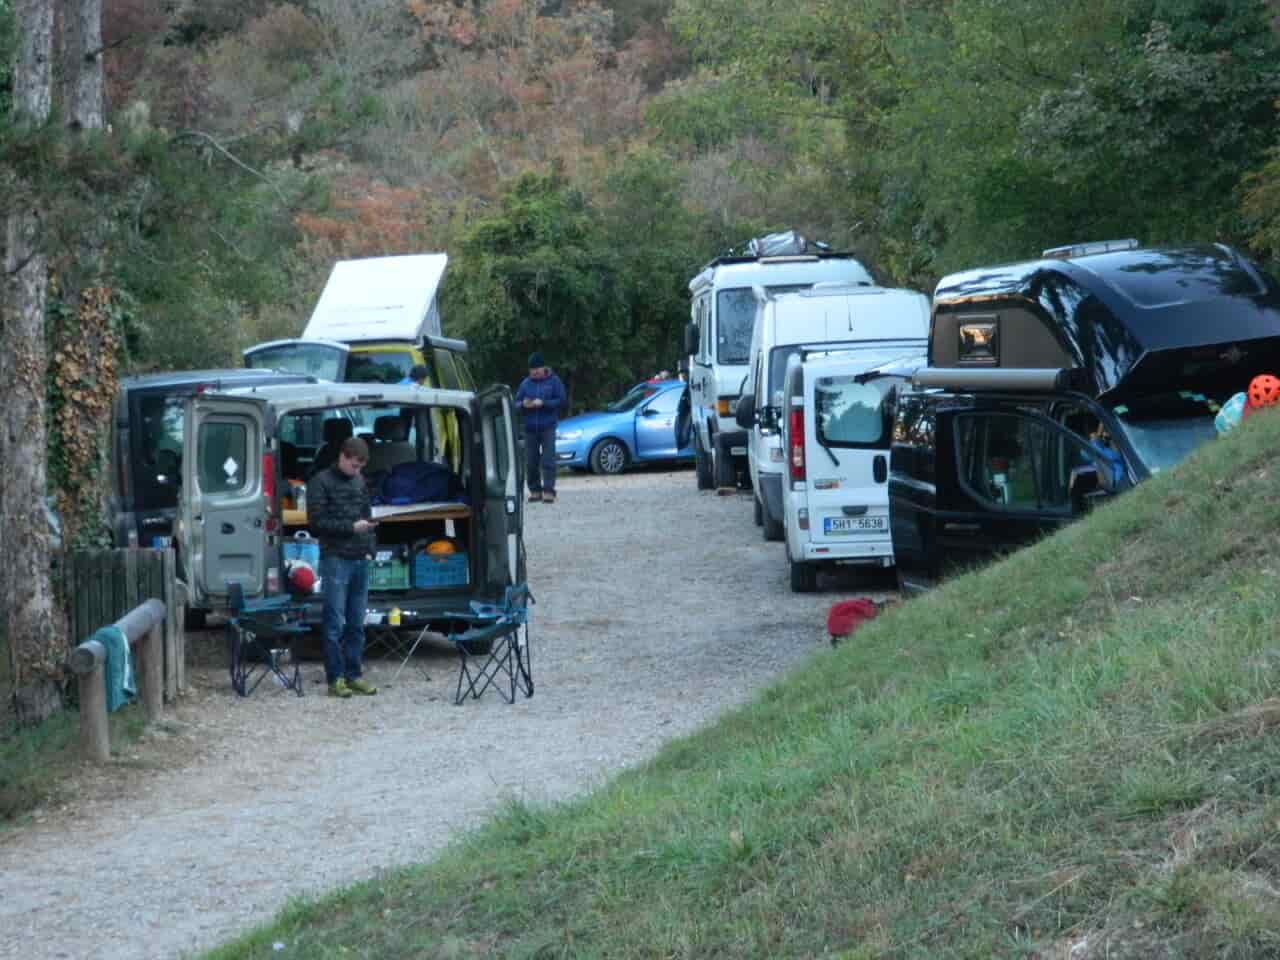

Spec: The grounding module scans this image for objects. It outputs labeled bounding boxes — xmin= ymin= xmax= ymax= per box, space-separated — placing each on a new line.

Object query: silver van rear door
xmin=476 ymin=385 xmax=523 ymax=589
xmin=182 ymin=395 xmax=269 ymax=606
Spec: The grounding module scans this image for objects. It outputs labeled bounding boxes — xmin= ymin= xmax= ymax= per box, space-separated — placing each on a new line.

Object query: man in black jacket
xmin=307 ymin=436 xmax=379 ymax=698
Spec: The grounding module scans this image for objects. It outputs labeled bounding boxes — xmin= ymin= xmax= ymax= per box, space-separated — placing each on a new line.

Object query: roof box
xmin=302 ymin=253 xmax=448 ymax=344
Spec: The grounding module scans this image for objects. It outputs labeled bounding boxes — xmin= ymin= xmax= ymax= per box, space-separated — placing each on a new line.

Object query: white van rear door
xmin=182 ymin=396 xmax=269 ymax=605
xmin=804 ymin=357 xmax=912 ymax=545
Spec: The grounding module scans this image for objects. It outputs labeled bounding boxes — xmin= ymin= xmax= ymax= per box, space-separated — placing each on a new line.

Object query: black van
xmin=889 ymin=241 xmax=1280 ymax=592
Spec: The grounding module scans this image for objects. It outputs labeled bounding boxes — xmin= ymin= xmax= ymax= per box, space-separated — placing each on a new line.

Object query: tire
xmin=753 ymin=495 xmax=763 ymax=526
xmin=694 ymin=437 xmax=714 ymax=490
xmin=713 ymin=436 xmax=736 ymax=488
xmin=590 ymin=438 xmax=628 ymax=475
xmin=763 ymin=509 xmax=784 ymax=542
xmin=789 ymin=558 xmax=818 ymax=593
xmin=184 ymin=607 xmax=207 ymax=631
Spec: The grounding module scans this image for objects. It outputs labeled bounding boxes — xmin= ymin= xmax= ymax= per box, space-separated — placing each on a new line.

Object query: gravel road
xmin=0 ymin=469 xmax=894 ymax=960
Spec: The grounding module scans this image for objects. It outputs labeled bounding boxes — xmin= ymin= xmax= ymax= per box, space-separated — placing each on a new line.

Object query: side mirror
xmin=684 ymin=323 xmax=698 ymax=357
xmin=735 ymin=394 xmax=756 ymax=429
xmin=640 ymin=407 xmax=660 ymax=417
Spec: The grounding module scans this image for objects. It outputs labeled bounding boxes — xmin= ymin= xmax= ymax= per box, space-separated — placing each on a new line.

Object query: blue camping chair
xmin=225 ymin=581 xmax=310 ymax=697
xmin=445 ymin=584 xmax=534 ymax=705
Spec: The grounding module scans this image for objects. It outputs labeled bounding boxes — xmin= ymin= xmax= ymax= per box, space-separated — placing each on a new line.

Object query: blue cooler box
xmin=283 ymin=532 xmax=320 ymax=568
xmin=413 ymin=551 xmax=469 ymax=588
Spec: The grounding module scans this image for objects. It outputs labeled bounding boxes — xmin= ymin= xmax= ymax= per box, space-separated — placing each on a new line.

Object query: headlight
xmin=557 ymin=429 xmax=582 ymax=441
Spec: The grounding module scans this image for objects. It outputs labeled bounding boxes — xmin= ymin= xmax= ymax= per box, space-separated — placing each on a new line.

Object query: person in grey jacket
xmin=514 ymin=351 xmax=566 ymax=504
xmin=307 ymin=436 xmax=379 ymax=698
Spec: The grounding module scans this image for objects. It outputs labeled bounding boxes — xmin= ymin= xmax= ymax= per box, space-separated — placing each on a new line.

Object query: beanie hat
xmin=528 ymin=351 xmax=545 ymax=369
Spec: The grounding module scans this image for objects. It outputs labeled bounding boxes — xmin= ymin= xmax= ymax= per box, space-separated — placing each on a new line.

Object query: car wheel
xmin=184 ymin=607 xmax=207 ymax=631
xmin=695 ymin=437 xmax=714 ymax=490
xmin=789 ymin=559 xmax=818 ymax=593
xmin=753 ymin=495 xmax=763 ymax=526
xmin=763 ymin=510 xmax=784 ymax=542
xmin=590 ymin=438 xmax=628 ymax=475
xmin=713 ymin=435 xmax=736 ymax=488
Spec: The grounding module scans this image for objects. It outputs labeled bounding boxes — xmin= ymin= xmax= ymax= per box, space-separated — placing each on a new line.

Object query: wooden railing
xmin=67 ymin=600 xmax=166 ymax=762
xmin=64 ymin=548 xmax=185 ymax=701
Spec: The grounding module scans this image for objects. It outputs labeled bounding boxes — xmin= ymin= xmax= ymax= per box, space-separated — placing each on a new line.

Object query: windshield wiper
xmin=817 ymin=433 xmax=840 ymax=467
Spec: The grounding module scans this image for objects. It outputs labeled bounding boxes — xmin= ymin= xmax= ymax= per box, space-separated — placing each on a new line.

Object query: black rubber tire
xmin=753 ymin=495 xmax=763 ymax=526
xmin=694 ymin=437 xmax=714 ymax=490
xmin=789 ymin=558 xmax=818 ymax=593
xmin=590 ymin=438 xmax=628 ymax=475
xmin=713 ymin=435 xmax=736 ymax=488
xmin=762 ymin=509 xmax=784 ymax=542
xmin=184 ymin=606 xmax=207 ymax=631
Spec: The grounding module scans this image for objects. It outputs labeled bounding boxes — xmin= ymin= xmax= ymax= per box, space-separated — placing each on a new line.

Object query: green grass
xmin=206 ymin=412 xmax=1280 ymax=958
xmin=1 ymin=699 xmax=150 ymax=825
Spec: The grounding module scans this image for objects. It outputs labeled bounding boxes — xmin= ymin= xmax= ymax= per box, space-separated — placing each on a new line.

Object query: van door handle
xmin=220 ymin=522 xmax=235 ymax=534
xmin=943 ymin=522 xmax=980 ymax=533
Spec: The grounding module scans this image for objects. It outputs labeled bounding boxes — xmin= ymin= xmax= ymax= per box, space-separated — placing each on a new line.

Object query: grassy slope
xmin=208 ymin=415 xmax=1280 ymax=959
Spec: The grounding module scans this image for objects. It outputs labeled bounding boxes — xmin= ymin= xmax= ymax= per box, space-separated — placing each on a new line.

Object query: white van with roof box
xmin=734 ymin=283 xmax=929 ymax=542
xmin=682 ymin=246 xmax=874 ymax=489
xmin=774 ymin=350 xmax=924 ymax=591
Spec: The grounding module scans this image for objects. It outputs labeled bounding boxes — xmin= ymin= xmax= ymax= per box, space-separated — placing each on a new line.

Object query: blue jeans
xmin=526 ymin=426 xmax=557 ymax=494
xmin=321 ymin=555 xmax=369 ymax=685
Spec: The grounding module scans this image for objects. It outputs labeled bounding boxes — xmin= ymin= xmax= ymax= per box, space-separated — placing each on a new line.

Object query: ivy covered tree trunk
xmin=54 ymin=0 xmax=117 ymax=552
xmin=3 ymin=0 xmax=63 ymax=726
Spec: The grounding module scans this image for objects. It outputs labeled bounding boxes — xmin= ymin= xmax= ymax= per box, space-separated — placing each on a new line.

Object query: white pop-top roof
xmin=302 ymin=253 xmax=448 ymax=344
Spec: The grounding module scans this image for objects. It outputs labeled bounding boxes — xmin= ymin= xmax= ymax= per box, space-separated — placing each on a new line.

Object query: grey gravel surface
xmin=0 ymin=469 xmax=894 ymax=960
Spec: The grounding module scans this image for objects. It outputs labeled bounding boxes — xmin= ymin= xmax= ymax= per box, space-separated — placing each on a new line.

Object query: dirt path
xmin=0 ymin=469 xmax=894 ymax=960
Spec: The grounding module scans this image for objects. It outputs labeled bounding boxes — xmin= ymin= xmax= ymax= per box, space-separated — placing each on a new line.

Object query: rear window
xmin=815 ymin=376 xmax=897 ymax=448
xmin=132 ymin=394 xmax=185 ymax=509
xmin=246 ymin=342 xmax=344 ymax=380
xmin=347 ymin=351 xmax=415 ymax=384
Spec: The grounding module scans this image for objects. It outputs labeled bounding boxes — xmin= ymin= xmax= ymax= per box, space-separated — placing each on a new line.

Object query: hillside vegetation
xmin=205 ymin=418 xmax=1280 ymax=957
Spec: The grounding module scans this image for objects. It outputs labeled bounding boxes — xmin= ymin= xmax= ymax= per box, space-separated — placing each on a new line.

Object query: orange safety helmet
xmin=425 ymin=539 xmax=456 ymax=555
xmin=1248 ymin=374 xmax=1280 ymax=409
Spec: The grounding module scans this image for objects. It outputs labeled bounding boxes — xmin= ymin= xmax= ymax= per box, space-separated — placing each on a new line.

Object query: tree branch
xmin=169 ymin=129 xmax=288 ymax=204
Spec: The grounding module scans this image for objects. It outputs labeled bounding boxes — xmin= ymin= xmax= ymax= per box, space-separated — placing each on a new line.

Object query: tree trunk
xmin=55 ymin=0 xmax=115 ymax=552
xmin=3 ymin=0 xmax=62 ymax=727
xmin=62 ymin=0 xmax=105 ymax=132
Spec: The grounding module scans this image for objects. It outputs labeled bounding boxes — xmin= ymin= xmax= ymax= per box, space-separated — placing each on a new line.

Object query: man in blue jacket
xmin=515 ymin=352 xmax=566 ymax=504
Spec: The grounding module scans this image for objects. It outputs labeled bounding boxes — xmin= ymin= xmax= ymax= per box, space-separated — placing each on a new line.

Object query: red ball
xmin=288 ymin=563 xmax=316 ymax=594
xmin=1248 ymin=374 xmax=1280 ymax=410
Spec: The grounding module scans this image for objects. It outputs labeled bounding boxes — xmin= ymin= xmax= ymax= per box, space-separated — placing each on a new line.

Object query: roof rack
xmin=1041 ymin=238 xmax=1140 ymax=260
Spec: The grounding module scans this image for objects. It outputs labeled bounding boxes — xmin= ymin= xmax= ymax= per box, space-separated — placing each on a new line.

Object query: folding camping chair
xmin=444 ymin=584 xmax=535 ymax=705
xmin=225 ymin=581 xmax=310 ymax=697
xmin=382 ymin=620 xmax=434 ymax=686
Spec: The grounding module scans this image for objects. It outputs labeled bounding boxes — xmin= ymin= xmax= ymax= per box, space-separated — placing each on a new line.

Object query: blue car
xmin=555 ymin=380 xmax=694 ymax=474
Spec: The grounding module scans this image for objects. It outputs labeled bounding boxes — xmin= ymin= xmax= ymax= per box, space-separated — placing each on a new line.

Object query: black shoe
xmin=542 ymin=493 xmax=557 ymax=504
xmin=528 ymin=492 xmax=543 ymax=502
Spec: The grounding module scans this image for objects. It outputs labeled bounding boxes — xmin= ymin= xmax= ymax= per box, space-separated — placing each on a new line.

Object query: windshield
xmin=347 ymin=350 xmax=415 ymax=384
xmin=607 ymin=384 xmax=660 ymax=413
xmin=716 ymin=283 xmax=811 ymax=365
xmin=245 ymin=342 xmax=344 ymax=380
xmin=816 ymin=376 xmax=898 ymax=448
xmin=1109 ymin=392 xmax=1219 ymax=473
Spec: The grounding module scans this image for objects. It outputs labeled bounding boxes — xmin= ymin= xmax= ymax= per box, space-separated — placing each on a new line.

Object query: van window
xmin=135 ymin=394 xmax=185 ymax=508
xmin=816 ymin=377 xmax=896 ymax=448
xmin=1109 ymin=392 xmax=1217 ymax=474
xmin=955 ymin=413 xmax=1100 ymax=511
xmin=199 ymin=421 xmax=250 ymax=494
xmin=347 ymin=350 xmax=416 ymax=384
xmin=717 ymin=284 xmax=811 ymax=365
xmin=432 ymin=348 xmax=460 ymax=390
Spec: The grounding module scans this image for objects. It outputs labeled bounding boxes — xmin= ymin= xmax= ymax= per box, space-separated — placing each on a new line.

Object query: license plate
xmin=824 ymin=515 xmax=887 ymax=534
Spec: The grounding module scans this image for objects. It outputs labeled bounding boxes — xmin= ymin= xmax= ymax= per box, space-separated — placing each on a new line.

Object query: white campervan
xmin=777 ymin=349 xmax=925 ymax=592
xmin=683 ymin=251 xmax=874 ymax=489
xmin=734 ymin=283 xmax=929 ymax=542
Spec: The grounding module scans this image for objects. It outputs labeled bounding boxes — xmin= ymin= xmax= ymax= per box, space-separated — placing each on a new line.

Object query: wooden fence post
xmin=71 ymin=640 xmax=109 ymax=763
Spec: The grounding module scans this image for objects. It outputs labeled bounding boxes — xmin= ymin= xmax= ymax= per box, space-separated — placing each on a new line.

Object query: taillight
xmin=262 ymin=452 xmax=278 ymax=533
xmin=788 ymin=408 xmax=805 ymax=482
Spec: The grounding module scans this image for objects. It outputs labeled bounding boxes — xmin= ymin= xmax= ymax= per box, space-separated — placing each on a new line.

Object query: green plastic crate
xmin=369 ymin=559 xmax=410 ymax=591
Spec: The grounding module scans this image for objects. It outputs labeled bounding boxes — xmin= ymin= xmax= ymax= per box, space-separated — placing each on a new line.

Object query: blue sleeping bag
xmin=381 ymin=461 xmax=460 ymax=504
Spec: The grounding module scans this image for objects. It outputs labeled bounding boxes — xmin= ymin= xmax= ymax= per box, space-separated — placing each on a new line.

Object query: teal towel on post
xmin=94 ymin=626 xmax=136 ymax=713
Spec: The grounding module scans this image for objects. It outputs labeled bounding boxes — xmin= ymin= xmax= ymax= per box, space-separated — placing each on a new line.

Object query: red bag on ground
xmin=827 ymin=598 xmax=879 ymax=643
